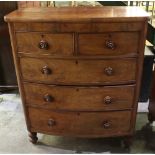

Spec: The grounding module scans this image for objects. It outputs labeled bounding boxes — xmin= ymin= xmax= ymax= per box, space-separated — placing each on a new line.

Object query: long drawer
xmin=78 ymin=32 xmax=139 ymax=56
xmin=20 ymin=57 xmax=137 ymax=85
xmin=29 ymin=107 xmax=131 ymax=137
xmin=24 ymin=83 xmax=135 ymax=111
xmin=16 ymin=32 xmax=74 ymax=55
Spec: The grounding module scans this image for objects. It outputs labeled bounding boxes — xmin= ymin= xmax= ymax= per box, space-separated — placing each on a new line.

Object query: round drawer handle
xmin=48 ymin=119 xmax=56 ymax=127
xmin=105 ymin=40 xmax=116 ymax=50
xmin=104 ymin=96 xmax=112 ymax=104
xmin=38 ymin=40 xmax=49 ymax=50
xmin=43 ymin=94 xmax=54 ymax=102
xmin=41 ymin=66 xmax=52 ymax=75
xmin=103 ymin=121 xmax=111 ymax=129
xmin=104 ymin=67 xmax=113 ymax=76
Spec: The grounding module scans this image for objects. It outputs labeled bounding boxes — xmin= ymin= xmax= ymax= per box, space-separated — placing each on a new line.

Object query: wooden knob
xmin=104 ymin=67 xmax=113 ymax=76
xmin=48 ymin=119 xmax=56 ymax=127
xmin=38 ymin=40 xmax=49 ymax=50
xmin=41 ymin=66 xmax=52 ymax=75
xmin=104 ymin=96 xmax=112 ymax=104
xmin=105 ymin=40 xmax=115 ymax=50
xmin=43 ymin=94 xmax=54 ymax=102
xmin=103 ymin=121 xmax=111 ymax=129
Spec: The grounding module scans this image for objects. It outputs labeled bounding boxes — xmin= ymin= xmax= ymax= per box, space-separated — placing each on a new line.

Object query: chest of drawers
xmin=5 ymin=7 xmax=149 ymax=147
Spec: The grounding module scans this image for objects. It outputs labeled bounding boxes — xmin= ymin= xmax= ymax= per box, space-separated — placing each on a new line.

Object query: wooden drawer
xmin=78 ymin=32 xmax=139 ymax=56
xmin=20 ymin=57 xmax=137 ymax=85
xmin=16 ymin=32 xmax=74 ymax=55
xmin=24 ymin=83 xmax=135 ymax=111
xmin=29 ymin=107 xmax=131 ymax=137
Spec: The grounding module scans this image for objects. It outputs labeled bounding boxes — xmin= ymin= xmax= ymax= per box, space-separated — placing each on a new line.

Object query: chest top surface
xmin=4 ymin=6 xmax=149 ymax=22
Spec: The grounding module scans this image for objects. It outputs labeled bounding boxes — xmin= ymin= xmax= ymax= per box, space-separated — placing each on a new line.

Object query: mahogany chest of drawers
xmin=5 ymin=7 xmax=149 ymax=147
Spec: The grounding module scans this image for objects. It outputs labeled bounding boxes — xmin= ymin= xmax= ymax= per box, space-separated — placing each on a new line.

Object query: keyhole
xmin=76 ymin=88 xmax=79 ymax=92
xmin=77 ymin=112 xmax=80 ymax=116
xmin=75 ymin=60 xmax=78 ymax=65
xmin=108 ymin=34 xmax=111 ymax=38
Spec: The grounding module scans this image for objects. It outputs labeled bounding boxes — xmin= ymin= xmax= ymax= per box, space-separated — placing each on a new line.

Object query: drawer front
xmin=78 ymin=32 xmax=139 ymax=56
xmin=29 ymin=108 xmax=131 ymax=137
xmin=24 ymin=83 xmax=135 ymax=111
xmin=16 ymin=33 xmax=74 ymax=55
xmin=20 ymin=57 xmax=137 ymax=85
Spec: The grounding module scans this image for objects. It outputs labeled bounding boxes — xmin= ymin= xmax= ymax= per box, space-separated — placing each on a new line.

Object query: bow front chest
xmin=5 ymin=7 xmax=149 ymax=146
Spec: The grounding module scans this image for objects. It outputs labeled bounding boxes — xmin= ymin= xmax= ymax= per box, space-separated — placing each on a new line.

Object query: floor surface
xmin=0 ymin=93 xmax=155 ymax=153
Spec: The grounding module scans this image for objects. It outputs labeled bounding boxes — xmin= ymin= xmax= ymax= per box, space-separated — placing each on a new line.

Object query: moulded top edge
xmin=4 ymin=6 xmax=150 ymax=23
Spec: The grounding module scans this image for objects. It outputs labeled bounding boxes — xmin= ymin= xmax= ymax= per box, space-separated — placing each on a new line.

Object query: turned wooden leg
xmin=29 ymin=132 xmax=38 ymax=144
xmin=148 ymin=112 xmax=154 ymax=124
xmin=122 ymin=136 xmax=133 ymax=149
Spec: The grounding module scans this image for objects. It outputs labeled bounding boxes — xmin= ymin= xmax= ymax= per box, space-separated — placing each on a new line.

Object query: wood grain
xmin=16 ymin=32 xmax=74 ymax=55
xmin=24 ymin=83 xmax=135 ymax=111
xmin=129 ymin=19 xmax=148 ymax=132
xmin=78 ymin=32 xmax=139 ymax=56
xmin=4 ymin=7 xmax=149 ymax=22
xmin=8 ymin=23 xmax=31 ymax=131
xmin=5 ymin=7 xmax=148 ymax=141
xmin=14 ymin=22 xmax=143 ymax=32
xmin=20 ymin=57 xmax=137 ymax=85
xmin=29 ymin=107 xmax=131 ymax=137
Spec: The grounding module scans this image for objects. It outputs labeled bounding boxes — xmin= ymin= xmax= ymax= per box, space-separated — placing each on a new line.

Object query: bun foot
xmin=29 ymin=132 xmax=38 ymax=144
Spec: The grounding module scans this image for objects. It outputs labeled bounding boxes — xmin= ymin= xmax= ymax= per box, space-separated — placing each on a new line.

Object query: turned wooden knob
xmin=105 ymin=40 xmax=116 ymax=50
xmin=104 ymin=67 xmax=113 ymax=76
xmin=48 ymin=119 xmax=56 ymax=127
xmin=103 ymin=121 xmax=111 ymax=129
xmin=41 ymin=66 xmax=52 ymax=75
xmin=104 ymin=96 xmax=112 ymax=104
xmin=43 ymin=94 xmax=54 ymax=102
xmin=38 ymin=40 xmax=49 ymax=50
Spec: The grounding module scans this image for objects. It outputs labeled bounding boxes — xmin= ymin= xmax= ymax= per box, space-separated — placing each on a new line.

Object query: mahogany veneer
xmin=5 ymin=7 xmax=149 ymax=147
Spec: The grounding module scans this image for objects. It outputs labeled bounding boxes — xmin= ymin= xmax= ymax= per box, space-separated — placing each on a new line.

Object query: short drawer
xmin=16 ymin=32 xmax=74 ymax=55
xmin=20 ymin=57 xmax=137 ymax=85
xmin=24 ymin=83 xmax=135 ymax=111
xmin=78 ymin=32 xmax=139 ymax=56
xmin=29 ymin=108 xmax=131 ymax=137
